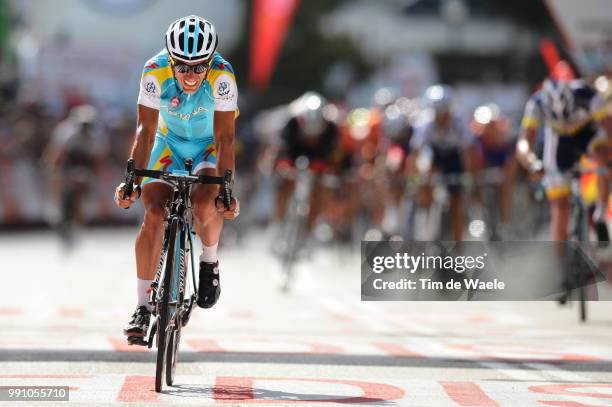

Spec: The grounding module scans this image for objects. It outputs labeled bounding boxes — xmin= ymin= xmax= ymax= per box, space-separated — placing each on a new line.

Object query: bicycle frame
xmin=149 ymin=177 xmax=198 ymax=333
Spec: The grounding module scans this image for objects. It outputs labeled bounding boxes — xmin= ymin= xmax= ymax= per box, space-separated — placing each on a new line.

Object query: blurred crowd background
xmin=1 ymin=0 xmax=611 ymax=245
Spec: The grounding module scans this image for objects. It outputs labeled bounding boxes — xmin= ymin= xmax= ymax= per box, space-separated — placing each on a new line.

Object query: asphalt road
xmin=1 ymin=228 xmax=612 ymax=406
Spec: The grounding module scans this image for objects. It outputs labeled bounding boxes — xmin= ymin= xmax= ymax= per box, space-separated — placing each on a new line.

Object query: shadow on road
xmin=164 ymin=384 xmax=399 ymax=405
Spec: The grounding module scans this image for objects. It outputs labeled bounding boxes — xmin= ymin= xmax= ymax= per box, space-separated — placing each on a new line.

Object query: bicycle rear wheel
xmin=155 ymin=217 xmax=179 ymax=392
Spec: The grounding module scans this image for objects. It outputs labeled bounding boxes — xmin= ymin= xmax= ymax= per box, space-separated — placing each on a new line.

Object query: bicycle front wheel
xmin=155 ymin=217 xmax=180 ymax=392
xmin=166 ymin=326 xmax=181 ymax=386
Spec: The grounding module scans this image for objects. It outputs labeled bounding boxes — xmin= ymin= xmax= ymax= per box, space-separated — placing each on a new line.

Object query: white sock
xmin=200 ymin=243 xmax=219 ymax=263
xmin=137 ymin=278 xmax=153 ymax=311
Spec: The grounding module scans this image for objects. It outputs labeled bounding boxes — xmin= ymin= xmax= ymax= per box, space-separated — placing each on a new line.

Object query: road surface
xmin=1 ymin=228 xmax=612 ymax=406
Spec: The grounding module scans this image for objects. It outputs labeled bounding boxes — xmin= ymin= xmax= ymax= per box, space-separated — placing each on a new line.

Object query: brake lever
xmin=123 ymin=158 xmax=135 ymax=199
xmin=222 ymin=169 xmax=233 ymax=210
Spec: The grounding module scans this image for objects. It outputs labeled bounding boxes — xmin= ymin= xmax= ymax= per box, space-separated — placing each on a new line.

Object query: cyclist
xmin=272 ymin=92 xmax=340 ymax=242
xmin=471 ymin=103 xmax=517 ymax=229
xmin=113 ymin=15 xmax=239 ymax=345
xmin=43 ymin=105 xmax=108 ymax=246
xmin=409 ymin=85 xmax=475 ymax=241
xmin=379 ymin=100 xmax=414 ymax=236
xmin=517 ymin=76 xmax=612 ymax=241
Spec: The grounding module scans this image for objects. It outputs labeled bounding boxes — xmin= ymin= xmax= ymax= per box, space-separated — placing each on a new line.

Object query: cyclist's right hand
xmin=528 ymin=159 xmax=544 ymax=182
xmin=114 ymin=182 xmax=140 ymax=209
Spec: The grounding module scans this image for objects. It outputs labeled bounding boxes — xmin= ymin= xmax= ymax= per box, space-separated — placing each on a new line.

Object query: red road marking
xmin=330 ymin=313 xmax=354 ymax=322
xmin=59 ymin=307 xmax=84 ymax=318
xmin=538 ymin=402 xmax=606 ymax=406
xmin=108 ymin=337 xmax=149 ymax=353
xmin=214 ymin=376 xmax=405 ymax=404
xmin=530 ymin=383 xmax=612 ymax=404
xmin=0 ymin=307 xmax=22 ymax=316
xmin=117 ymin=375 xmax=158 ymax=403
xmin=449 ymin=343 xmax=601 ymax=362
xmin=230 ymin=310 xmax=256 ymax=319
xmin=371 ymin=342 xmax=423 ymax=358
xmin=297 ymin=341 xmax=343 ymax=355
xmin=467 ymin=315 xmax=493 ymax=323
xmin=186 ymin=339 xmax=225 ymax=352
xmin=187 ymin=338 xmax=343 ymax=355
xmin=0 ymin=375 xmax=94 ymax=378
xmin=440 ymin=381 xmax=500 ymax=406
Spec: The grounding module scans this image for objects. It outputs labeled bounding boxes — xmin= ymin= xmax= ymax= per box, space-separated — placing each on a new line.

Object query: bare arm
xmin=516 ymin=127 xmax=539 ymax=170
xmin=130 ymin=104 xmax=159 ymax=183
xmin=214 ymin=110 xmax=235 ymax=177
xmin=598 ymin=115 xmax=612 ymax=139
xmin=114 ymin=104 xmax=158 ymax=208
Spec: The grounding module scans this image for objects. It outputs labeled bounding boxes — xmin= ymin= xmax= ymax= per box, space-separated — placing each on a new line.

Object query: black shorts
xmin=432 ymin=145 xmax=464 ymax=193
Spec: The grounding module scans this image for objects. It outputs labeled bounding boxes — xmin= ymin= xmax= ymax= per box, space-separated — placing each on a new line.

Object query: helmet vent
xmin=188 ymin=37 xmax=194 ymax=53
xmin=197 ymin=34 xmax=204 ymax=52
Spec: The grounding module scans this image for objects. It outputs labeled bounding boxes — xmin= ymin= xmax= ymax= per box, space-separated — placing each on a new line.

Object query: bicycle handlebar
xmin=122 ymin=158 xmax=233 ymax=209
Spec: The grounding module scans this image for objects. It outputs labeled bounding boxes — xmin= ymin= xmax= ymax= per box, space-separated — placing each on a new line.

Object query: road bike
xmin=276 ymin=156 xmax=313 ymax=292
xmin=123 ymin=158 xmax=232 ymax=392
xmin=561 ymin=164 xmax=608 ymax=322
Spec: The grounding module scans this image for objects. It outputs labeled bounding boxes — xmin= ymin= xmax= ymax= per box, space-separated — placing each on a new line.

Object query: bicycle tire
xmin=167 ymin=228 xmax=186 ymax=386
xmin=281 ymin=212 xmax=304 ymax=292
xmin=575 ymin=204 xmax=588 ymax=323
xmin=155 ymin=217 xmax=179 ymax=392
xmin=166 ymin=326 xmax=181 ymax=386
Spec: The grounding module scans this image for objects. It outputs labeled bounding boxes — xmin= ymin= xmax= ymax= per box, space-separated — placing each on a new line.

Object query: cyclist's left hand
xmin=216 ymin=196 xmax=240 ymax=220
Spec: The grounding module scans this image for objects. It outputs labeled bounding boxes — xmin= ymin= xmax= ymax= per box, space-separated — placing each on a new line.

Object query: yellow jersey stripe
xmin=143 ymin=66 xmax=173 ymax=87
xmin=546 ymin=185 xmax=571 ymax=200
xmin=521 ymin=116 xmax=539 ymax=130
xmin=593 ymin=106 xmax=609 ymax=122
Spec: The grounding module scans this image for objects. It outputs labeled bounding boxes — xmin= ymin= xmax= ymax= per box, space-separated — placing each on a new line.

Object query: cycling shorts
xmin=142 ymin=134 xmax=217 ymax=187
xmin=543 ymin=127 xmax=609 ymax=200
xmin=432 ymin=145 xmax=464 ymax=193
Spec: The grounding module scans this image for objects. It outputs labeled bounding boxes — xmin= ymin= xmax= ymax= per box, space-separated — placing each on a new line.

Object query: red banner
xmin=249 ymin=0 xmax=300 ymax=90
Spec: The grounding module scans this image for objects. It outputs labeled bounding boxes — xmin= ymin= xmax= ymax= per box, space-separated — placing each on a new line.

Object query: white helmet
xmin=424 ymin=84 xmax=453 ymax=111
xmin=297 ymin=92 xmax=327 ymax=137
xmin=165 ymin=15 xmax=218 ymax=63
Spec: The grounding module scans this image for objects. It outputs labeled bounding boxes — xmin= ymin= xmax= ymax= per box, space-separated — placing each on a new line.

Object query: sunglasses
xmin=171 ymin=59 xmax=211 ymax=75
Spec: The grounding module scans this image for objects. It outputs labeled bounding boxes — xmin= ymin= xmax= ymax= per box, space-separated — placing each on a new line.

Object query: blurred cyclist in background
xmin=471 ymin=103 xmax=517 ymax=230
xmin=43 ymin=105 xmax=107 ymax=247
xmin=410 ymin=85 xmax=475 ymax=241
xmin=379 ymin=99 xmax=414 ymax=236
xmin=338 ymin=104 xmax=385 ymax=240
xmin=114 ymin=15 xmax=239 ymax=345
xmin=517 ymin=70 xmax=612 ymax=241
xmin=273 ymin=92 xmax=340 ymax=245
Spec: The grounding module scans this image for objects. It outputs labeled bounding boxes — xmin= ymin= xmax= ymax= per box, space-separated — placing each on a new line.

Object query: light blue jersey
xmin=137 ymin=49 xmax=238 ymax=180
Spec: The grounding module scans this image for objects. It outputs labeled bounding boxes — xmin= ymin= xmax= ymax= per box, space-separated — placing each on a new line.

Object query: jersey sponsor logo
xmin=145 ymin=61 xmax=158 ymax=69
xmin=159 ymin=155 xmax=172 ymax=172
xmin=163 ymin=106 xmax=208 ymax=121
xmin=217 ymin=81 xmax=230 ymax=97
xmin=171 ymin=96 xmax=180 ymax=108
xmin=144 ymin=81 xmax=156 ymax=93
